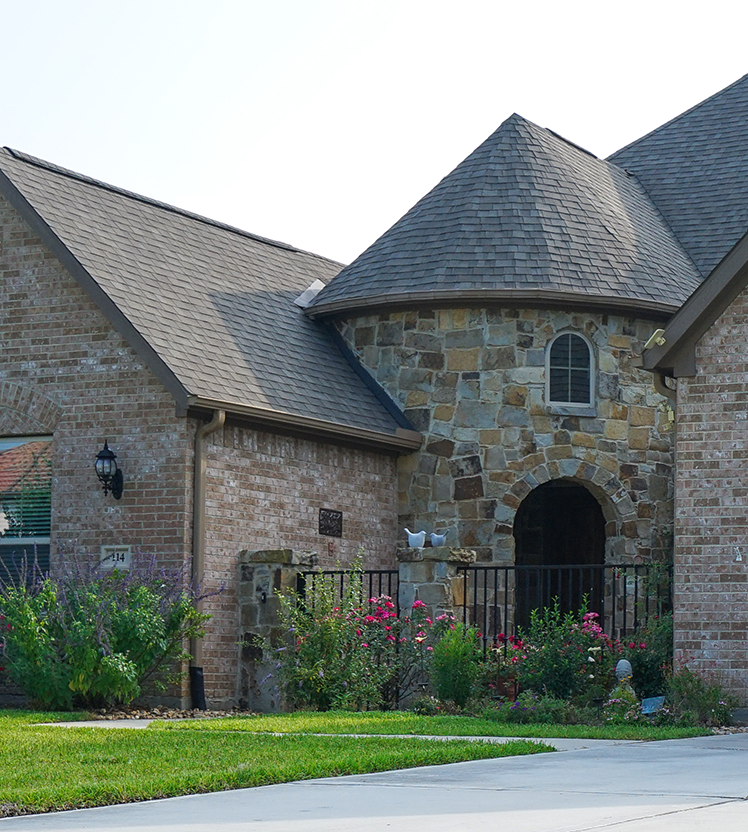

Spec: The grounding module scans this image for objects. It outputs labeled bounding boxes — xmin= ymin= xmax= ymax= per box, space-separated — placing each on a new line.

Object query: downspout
xmin=652 ymin=371 xmax=676 ymax=432
xmin=652 ymin=371 xmax=676 ymax=402
xmin=190 ymin=409 xmax=225 ymax=709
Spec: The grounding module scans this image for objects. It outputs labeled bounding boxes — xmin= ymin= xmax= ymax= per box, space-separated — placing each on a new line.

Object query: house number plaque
xmin=100 ymin=545 xmax=132 ymax=570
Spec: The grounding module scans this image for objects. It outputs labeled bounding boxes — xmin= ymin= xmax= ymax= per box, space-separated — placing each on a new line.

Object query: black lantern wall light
xmin=95 ymin=440 xmax=124 ymax=499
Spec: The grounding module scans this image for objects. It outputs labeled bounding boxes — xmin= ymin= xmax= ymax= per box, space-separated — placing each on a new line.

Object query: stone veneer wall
xmin=674 ymin=284 xmax=748 ymax=703
xmin=202 ymin=423 xmax=399 ymax=707
xmin=338 ymin=307 xmax=674 ymax=564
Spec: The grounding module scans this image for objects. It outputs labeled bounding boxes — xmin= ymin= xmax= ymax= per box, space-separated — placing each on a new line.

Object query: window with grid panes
xmin=547 ymin=333 xmax=592 ymax=405
xmin=0 ymin=436 xmax=51 ymax=581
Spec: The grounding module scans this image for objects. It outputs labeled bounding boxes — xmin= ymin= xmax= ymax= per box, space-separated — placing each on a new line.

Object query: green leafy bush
xmin=602 ymin=682 xmax=642 ymax=724
xmin=622 ymin=613 xmax=673 ymax=697
xmin=666 ymin=665 xmax=735 ymax=727
xmin=273 ymin=560 xmax=436 ymax=711
xmin=483 ymin=691 xmax=596 ymax=725
xmin=0 ymin=556 xmax=208 ymax=710
xmin=513 ymin=603 xmax=619 ymax=701
xmin=429 ymin=622 xmax=481 ymax=709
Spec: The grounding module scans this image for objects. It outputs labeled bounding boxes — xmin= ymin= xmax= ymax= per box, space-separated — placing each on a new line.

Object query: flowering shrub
xmin=0 ymin=555 xmax=208 ymax=710
xmin=512 ymin=603 xmax=620 ymax=701
xmin=410 ymin=695 xmax=443 ymax=715
xmin=273 ymin=561 xmax=437 ymax=710
xmin=602 ymin=682 xmax=641 ymax=724
xmin=622 ymin=613 xmax=673 ymax=697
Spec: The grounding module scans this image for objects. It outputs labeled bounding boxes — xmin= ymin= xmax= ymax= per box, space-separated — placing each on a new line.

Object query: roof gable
xmin=609 ymin=74 xmax=748 ymax=278
xmin=308 ymin=115 xmax=700 ymax=318
xmin=0 ymin=149 xmax=418 ymax=450
xmin=643 ymin=227 xmax=748 ymax=377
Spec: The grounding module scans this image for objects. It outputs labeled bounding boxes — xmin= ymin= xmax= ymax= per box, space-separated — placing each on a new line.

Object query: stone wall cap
xmin=239 ymin=549 xmax=317 ymax=567
xmin=397 ymin=546 xmax=477 ymax=563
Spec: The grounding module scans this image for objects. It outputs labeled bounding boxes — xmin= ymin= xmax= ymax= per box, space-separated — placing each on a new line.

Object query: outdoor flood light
xmin=95 ymin=440 xmax=123 ymax=499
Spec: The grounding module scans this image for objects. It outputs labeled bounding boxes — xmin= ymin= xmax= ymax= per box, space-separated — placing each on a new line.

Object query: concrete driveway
xmin=2 ymin=733 xmax=747 ymax=831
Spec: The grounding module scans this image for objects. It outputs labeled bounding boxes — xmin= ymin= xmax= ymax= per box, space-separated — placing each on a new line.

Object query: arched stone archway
xmin=513 ymin=479 xmax=606 ymax=626
xmin=494 ymin=458 xmax=638 ymax=564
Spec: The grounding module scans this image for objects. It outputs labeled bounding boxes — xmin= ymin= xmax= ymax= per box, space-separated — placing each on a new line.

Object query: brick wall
xmin=0 ymin=192 xmax=193 ymax=566
xmin=0 ymin=191 xmax=401 ymax=708
xmin=0 ymin=192 xmax=193 ymax=703
xmin=675 ymin=284 xmax=748 ymax=703
xmin=201 ymin=423 xmax=399 ymax=706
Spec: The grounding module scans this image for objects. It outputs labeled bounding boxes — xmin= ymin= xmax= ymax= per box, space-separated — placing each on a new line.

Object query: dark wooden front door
xmin=513 ymin=480 xmax=606 ymax=627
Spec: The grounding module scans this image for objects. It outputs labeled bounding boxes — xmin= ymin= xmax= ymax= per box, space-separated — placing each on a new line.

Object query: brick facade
xmin=0 ymin=191 xmax=400 ymax=707
xmin=201 ymin=424 xmax=398 ymax=706
xmin=339 ymin=307 xmax=674 ymax=564
xmin=0 ymin=192 xmax=193 ymax=566
xmin=674 ymin=284 xmax=748 ymax=703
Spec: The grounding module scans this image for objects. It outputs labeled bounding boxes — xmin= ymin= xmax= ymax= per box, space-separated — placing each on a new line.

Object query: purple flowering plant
xmin=0 ymin=552 xmax=210 ymax=710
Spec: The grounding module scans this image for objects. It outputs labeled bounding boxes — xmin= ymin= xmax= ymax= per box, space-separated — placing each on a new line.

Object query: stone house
xmin=2 ymin=73 xmax=748 ymax=705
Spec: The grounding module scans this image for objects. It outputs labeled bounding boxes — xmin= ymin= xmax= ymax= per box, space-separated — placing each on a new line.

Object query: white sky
xmin=2 ymin=0 xmax=747 ymax=263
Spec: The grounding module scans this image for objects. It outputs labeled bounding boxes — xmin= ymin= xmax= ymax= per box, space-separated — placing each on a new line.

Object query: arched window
xmin=546 ymin=332 xmax=593 ymax=405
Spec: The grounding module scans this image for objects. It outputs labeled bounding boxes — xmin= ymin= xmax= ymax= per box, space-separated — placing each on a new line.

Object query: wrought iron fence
xmin=296 ymin=569 xmax=400 ymax=613
xmin=456 ymin=563 xmax=672 ymax=651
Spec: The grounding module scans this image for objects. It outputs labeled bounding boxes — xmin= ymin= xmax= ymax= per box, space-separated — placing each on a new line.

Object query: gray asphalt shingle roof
xmin=0 ymin=148 xmax=408 ymax=441
xmin=308 ymin=114 xmax=701 ymax=318
xmin=609 ymin=74 xmax=748 ymax=279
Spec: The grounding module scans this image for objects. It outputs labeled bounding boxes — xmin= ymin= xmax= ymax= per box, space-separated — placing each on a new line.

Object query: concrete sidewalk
xmin=2 ymin=733 xmax=747 ymax=830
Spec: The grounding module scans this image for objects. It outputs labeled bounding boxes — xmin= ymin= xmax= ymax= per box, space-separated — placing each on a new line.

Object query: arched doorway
xmin=513 ymin=479 xmax=606 ymax=628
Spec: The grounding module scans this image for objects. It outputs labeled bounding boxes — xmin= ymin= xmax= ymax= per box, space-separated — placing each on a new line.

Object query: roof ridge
xmin=544 ymin=128 xmax=598 ymax=159
xmin=607 ymin=73 xmax=748 ymax=161
xmin=1 ymin=147 xmax=345 ymax=269
xmin=503 ymin=113 xmax=599 ymax=160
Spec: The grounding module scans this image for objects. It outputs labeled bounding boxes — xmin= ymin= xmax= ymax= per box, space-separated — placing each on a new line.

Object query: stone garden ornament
xmin=404 ymin=529 xmax=426 ymax=548
xmin=430 ymin=529 xmax=449 ymax=547
xmin=615 ymin=658 xmax=633 ymax=681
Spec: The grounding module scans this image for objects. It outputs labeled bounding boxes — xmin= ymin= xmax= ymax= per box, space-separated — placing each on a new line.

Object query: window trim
xmin=545 ymin=331 xmax=595 ymax=412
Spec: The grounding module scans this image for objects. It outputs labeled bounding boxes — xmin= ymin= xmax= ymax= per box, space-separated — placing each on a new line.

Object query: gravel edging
xmin=88 ymin=706 xmax=257 ymax=721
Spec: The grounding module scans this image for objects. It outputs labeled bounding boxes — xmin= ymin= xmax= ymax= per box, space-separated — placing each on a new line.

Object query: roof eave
xmin=0 ymin=164 xmax=191 ymax=413
xmin=186 ymin=396 xmax=422 ymax=453
xmin=306 ymin=288 xmax=681 ymax=320
xmin=643 ymin=229 xmax=748 ymax=377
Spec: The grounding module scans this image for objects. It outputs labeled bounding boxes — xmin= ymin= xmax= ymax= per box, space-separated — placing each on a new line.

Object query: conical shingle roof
xmin=307 ymin=115 xmax=700 ymax=319
xmin=609 ymin=73 xmax=748 ymax=278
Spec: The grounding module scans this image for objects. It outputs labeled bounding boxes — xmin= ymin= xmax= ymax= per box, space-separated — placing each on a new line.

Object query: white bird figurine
xmin=430 ymin=529 xmax=449 ymax=547
xmin=404 ymin=528 xmax=426 ymax=548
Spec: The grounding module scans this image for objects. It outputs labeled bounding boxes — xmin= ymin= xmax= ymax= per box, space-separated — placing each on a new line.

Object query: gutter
xmin=189 ymin=409 xmax=225 ymax=709
xmin=305 ymin=288 xmax=681 ymax=321
xmin=186 ymin=396 xmax=422 ymax=452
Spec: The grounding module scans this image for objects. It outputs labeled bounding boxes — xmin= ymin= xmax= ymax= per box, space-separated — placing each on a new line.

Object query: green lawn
xmin=152 ymin=710 xmax=710 ymax=741
xmin=0 ymin=711 xmax=550 ymax=816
